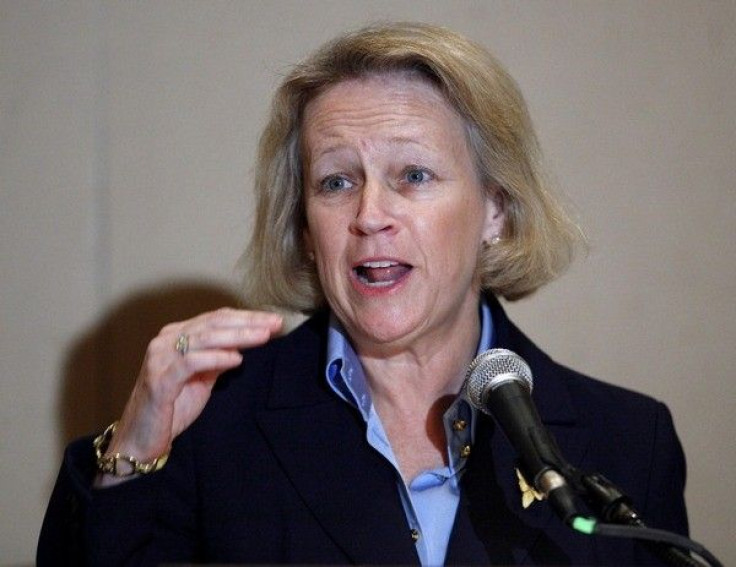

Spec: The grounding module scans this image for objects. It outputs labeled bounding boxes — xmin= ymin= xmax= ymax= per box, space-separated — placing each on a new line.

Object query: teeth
xmin=361 ymin=260 xmax=398 ymax=268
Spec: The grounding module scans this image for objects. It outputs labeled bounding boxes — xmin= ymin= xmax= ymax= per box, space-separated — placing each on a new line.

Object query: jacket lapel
xmin=446 ymin=297 xmax=593 ymax=564
xmin=255 ymin=315 xmax=419 ymax=565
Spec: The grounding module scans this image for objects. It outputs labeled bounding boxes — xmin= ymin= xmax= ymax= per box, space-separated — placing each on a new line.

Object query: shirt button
xmin=460 ymin=444 xmax=472 ymax=458
xmin=410 ymin=528 xmax=420 ymax=542
xmin=452 ymin=419 xmax=467 ymax=431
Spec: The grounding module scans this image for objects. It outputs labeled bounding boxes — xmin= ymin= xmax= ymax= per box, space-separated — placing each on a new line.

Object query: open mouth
xmin=354 ymin=260 xmax=412 ymax=287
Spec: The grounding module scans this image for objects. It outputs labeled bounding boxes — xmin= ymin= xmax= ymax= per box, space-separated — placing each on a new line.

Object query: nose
xmin=349 ymin=179 xmax=396 ymax=236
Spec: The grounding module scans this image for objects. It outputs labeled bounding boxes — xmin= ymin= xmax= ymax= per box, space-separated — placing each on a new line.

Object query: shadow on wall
xmin=59 ymin=281 xmax=242 ymax=448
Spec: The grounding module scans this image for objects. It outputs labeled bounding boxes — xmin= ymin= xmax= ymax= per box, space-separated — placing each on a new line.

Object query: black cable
xmin=572 ymin=518 xmax=722 ymax=567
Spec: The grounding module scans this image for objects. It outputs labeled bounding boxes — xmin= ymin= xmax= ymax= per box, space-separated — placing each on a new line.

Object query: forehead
xmin=301 ymin=72 xmax=468 ymax=155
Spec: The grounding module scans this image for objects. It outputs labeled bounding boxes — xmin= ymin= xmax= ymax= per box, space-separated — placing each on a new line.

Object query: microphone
xmin=465 ymin=348 xmax=583 ymax=524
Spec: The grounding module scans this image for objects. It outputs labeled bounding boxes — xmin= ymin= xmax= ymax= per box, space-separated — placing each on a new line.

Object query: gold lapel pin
xmin=516 ymin=468 xmax=544 ymax=509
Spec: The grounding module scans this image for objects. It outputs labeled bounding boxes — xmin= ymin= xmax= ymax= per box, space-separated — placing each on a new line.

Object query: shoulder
xmin=490 ymin=298 xmax=687 ymax=533
xmin=505 ymin=312 xmax=677 ymax=450
xmin=551 ymin=360 xmax=688 ymax=535
xmin=488 ymin=294 xmax=670 ymax=427
xmin=211 ymin=311 xmax=328 ymax=398
xmin=556 ymin=362 xmax=671 ymax=425
xmin=182 ymin=310 xmax=332 ymax=437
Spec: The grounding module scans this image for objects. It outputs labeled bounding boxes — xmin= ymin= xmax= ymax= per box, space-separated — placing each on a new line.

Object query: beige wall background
xmin=1 ymin=1 xmax=734 ymax=565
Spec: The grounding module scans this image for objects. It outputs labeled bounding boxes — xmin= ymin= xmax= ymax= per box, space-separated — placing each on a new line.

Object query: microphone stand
xmin=514 ymin=422 xmax=722 ymax=566
xmin=517 ymin=432 xmax=721 ymax=566
xmin=566 ymin=470 xmax=723 ymax=567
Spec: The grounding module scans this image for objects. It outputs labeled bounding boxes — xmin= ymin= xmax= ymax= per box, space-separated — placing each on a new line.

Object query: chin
xmin=349 ymin=310 xmax=425 ymax=350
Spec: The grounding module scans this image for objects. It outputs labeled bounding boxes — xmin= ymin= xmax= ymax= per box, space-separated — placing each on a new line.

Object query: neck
xmin=357 ymin=297 xmax=481 ymax=413
xmin=355 ymin=300 xmax=481 ymax=481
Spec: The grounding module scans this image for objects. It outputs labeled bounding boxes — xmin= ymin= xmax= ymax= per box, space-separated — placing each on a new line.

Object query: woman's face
xmin=302 ymin=73 xmax=504 ymax=355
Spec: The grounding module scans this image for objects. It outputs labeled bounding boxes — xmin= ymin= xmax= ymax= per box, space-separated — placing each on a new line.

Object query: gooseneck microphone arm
xmin=477 ymin=376 xmax=584 ymax=524
xmin=464 ymin=348 xmax=723 ymax=567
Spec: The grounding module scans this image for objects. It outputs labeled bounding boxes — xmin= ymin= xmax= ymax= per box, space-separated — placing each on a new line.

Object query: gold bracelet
xmin=93 ymin=421 xmax=169 ymax=477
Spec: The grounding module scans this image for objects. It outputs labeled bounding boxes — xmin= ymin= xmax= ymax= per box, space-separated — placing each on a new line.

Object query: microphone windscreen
xmin=465 ymin=348 xmax=534 ymax=414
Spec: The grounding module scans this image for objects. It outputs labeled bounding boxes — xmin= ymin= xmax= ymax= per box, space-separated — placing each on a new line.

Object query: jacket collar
xmin=265 ymin=296 xmax=579 ymax=422
xmin=488 ymin=294 xmax=580 ymax=426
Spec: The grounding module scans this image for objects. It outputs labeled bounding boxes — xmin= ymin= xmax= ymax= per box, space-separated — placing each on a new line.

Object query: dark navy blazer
xmin=38 ymin=296 xmax=688 ymax=565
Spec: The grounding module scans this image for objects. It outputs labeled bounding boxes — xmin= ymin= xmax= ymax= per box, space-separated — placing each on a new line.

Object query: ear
xmin=482 ymin=186 xmax=506 ymax=242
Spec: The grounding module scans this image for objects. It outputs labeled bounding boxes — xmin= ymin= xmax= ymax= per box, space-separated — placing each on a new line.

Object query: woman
xmin=38 ymin=23 xmax=688 ymax=566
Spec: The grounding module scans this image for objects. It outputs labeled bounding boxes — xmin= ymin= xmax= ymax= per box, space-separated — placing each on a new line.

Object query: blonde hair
xmin=241 ymin=22 xmax=583 ymax=312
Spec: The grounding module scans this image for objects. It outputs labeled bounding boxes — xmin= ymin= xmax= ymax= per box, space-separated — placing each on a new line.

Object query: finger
xmin=171 ymin=311 xmax=282 ymax=353
xmin=148 ymin=348 xmax=244 ymax=398
xmin=174 ymin=349 xmax=244 ymax=377
xmin=190 ymin=308 xmax=283 ymax=331
xmin=161 ymin=309 xmax=282 ymax=337
xmin=180 ymin=325 xmax=277 ymax=353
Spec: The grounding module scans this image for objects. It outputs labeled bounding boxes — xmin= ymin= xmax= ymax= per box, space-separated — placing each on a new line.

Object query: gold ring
xmin=174 ymin=333 xmax=190 ymax=356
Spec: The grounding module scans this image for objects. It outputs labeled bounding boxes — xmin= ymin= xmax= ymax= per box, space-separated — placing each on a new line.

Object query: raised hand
xmin=95 ymin=308 xmax=283 ymax=486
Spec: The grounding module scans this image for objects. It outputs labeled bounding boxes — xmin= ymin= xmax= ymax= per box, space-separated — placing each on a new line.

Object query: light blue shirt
xmin=324 ymin=299 xmax=494 ymax=566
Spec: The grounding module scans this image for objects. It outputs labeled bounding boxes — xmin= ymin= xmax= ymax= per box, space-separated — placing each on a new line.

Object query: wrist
xmin=93 ymin=421 xmax=169 ymax=477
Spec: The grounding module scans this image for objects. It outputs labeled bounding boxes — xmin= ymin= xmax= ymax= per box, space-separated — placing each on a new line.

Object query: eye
xmin=403 ymin=167 xmax=433 ymax=185
xmin=320 ymin=175 xmax=354 ymax=192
